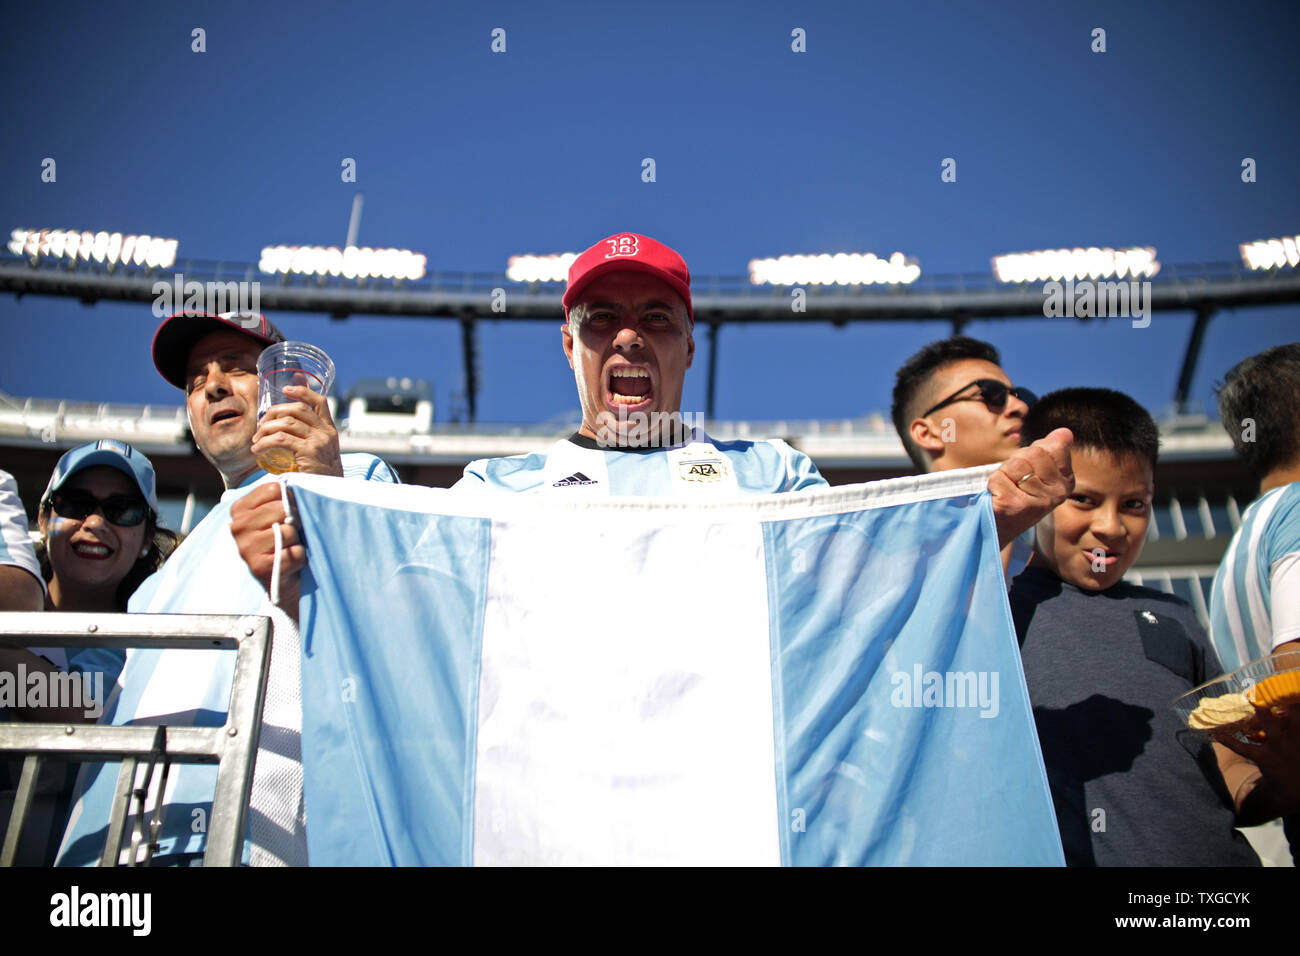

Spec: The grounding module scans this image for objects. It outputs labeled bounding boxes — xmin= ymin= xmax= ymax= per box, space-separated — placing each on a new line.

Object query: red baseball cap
xmin=562 ymin=233 xmax=693 ymax=325
xmin=152 ymin=311 xmax=286 ymax=390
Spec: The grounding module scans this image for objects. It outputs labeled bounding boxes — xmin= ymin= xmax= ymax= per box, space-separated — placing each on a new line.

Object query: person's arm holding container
xmin=231 ymin=336 xmax=378 ymax=621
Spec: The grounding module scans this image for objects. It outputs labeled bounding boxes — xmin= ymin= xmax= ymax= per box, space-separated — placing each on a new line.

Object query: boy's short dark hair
xmin=891 ymin=336 xmax=1002 ymax=471
xmin=1021 ymin=387 xmax=1159 ymax=469
xmin=1215 ymin=343 xmax=1300 ymax=479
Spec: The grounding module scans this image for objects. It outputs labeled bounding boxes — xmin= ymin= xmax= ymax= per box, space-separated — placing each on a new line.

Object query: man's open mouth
xmin=608 ymin=367 xmax=653 ymax=407
xmin=210 ymin=409 xmax=241 ymax=425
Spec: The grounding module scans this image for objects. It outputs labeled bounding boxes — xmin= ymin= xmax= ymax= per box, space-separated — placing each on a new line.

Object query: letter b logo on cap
xmin=605 ymin=235 xmax=640 ymax=259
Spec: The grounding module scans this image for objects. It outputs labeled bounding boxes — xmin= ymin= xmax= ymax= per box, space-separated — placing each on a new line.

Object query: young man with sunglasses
xmin=891 ymin=337 xmax=1036 ymax=475
xmin=891 ymin=337 xmax=1038 ymax=576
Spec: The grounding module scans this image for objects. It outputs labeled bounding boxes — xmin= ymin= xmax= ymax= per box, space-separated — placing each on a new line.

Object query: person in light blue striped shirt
xmin=1210 ymin=343 xmax=1300 ymax=862
xmin=1210 ymin=343 xmax=1300 ymax=670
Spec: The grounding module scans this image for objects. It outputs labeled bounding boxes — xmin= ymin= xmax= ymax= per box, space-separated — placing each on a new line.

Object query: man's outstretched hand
xmin=230 ymin=482 xmax=304 ymax=617
xmin=989 ymin=427 xmax=1074 ymax=549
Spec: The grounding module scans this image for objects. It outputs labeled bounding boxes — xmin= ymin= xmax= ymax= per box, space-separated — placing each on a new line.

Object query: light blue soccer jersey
xmin=57 ymin=454 xmax=397 ymax=866
xmin=1210 ymin=482 xmax=1300 ymax=671
xmin=455 ymin=430 xmax=827 ymax=495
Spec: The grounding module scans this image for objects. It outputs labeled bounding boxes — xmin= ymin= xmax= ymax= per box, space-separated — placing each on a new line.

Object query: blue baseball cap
xmin=41 ymin=440 xmax=159 ymax=514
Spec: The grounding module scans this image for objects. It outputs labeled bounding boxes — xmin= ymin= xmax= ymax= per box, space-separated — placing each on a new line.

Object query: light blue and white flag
xmin=290 ymin=468 xmax=1063 ymax=866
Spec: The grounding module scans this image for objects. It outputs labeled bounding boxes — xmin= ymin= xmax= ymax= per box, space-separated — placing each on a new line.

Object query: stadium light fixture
xmin=258 ymin=245 xmax=427 ymax=281
xmin=747 ymin=251 xmax=922 ymax=286
xmin=8 ymin=228 xmax=178 ymax=270
xmin=1239 ymin=235 xmax=1299 ymax=271
xmin=991 ymin=246 xmax=1160 ymax=283
xmin=506 ymin=253 xmax=579 ymax=283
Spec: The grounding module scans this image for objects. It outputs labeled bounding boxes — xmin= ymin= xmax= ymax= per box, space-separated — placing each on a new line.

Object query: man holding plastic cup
xmin=153 ymin=311 xmax=347 ymax=486
xmin=55 ymin=311 xmax=396 ymax=867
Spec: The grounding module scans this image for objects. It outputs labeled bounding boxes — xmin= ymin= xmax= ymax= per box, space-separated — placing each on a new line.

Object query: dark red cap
xmin=152 ymin=311 xmax=286 ymax=390
xmin=562 ymin=233 xmax=693 ymax=325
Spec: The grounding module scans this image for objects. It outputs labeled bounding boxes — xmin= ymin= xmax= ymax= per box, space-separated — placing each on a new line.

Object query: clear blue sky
xmin=1 ymin=0 xmax=1296 ymax=425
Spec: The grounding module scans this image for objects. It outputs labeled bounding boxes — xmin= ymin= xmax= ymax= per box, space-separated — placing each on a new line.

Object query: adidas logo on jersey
xmin=552 ymin=472 xmax=598 ymax=487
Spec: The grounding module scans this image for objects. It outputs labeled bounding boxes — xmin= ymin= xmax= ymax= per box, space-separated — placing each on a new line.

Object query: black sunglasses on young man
xmin=922 ymin=379 xmax=1037 ymax=418
xmin=50 ymin=490 xmax=149 ymax=527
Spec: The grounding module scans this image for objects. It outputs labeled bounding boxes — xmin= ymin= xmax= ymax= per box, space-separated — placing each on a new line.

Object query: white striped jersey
xmin=0 ymin=469 xmax=42 ymax=595
xmin=454 ymin=430 xmax=826 ymax=496
xmin=1210 ymin=482 xmax=1300 ymax=671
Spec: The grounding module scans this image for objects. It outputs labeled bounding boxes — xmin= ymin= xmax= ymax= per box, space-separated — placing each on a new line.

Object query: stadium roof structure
xmin=3 ymin=250 xmax=1298 ymax=421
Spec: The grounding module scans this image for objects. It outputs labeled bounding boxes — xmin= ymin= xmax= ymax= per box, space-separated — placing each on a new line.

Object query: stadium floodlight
xmin=747 ymin=251 xmax=922 ymax=286
xmin=506 ymin=253 xmax=579 ymax=283
xmin=991 ymin=246 xmax=1160 ymax=283
xmin=7 ymin=228 xmax=178 ymax=270
xmin=258 ymin=244 xmax=427 ymax=281
xmin=1239 ymin=235 xmax=1300 ymax=271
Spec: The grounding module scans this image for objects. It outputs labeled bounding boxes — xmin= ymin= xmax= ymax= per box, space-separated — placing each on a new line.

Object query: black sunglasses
xmin=922 ymin=379 xmax=1037 ymax=418
xmin=50 ymin=490 xmax=149 ymax=527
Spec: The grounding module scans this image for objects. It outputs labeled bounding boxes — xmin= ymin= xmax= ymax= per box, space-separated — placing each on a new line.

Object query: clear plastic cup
xmin=256 ymin=342 xmax=335 ymax=474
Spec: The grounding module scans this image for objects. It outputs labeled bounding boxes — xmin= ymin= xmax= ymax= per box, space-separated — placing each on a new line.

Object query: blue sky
xmin=1 ymin=0 xmax=1296 ymax=425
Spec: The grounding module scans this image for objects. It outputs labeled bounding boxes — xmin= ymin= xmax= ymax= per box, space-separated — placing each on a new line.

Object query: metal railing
xmin=4 ymin=249 xmax=1299 ymax=322
xmin=0 ymin=612 xmax=270 ymax=867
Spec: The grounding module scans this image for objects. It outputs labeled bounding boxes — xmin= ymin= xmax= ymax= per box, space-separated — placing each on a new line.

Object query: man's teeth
xmin=610 ymin=368 xmax=649 ymax=403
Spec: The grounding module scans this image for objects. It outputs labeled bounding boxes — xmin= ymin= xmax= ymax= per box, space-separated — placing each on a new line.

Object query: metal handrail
xmin=0 ymin=612 xmax=270 ymax=867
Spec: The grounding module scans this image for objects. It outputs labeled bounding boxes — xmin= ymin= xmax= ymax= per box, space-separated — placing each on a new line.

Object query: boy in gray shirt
xmin=1009 ymin=388 xmax=1285 ymax=865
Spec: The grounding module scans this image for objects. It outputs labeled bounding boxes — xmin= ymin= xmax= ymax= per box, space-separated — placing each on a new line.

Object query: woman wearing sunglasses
xmin=36 ymin=440 xmax=178 ymax=614
xmin=1 ymin=441 xmax=179 ymax=863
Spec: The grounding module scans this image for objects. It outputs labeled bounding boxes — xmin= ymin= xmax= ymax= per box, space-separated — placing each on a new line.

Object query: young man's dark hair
xmin=1215 ymin=343 xmax=1300 ymax=480
xmin=1021 ymin=387 xmax=1159 ymax=468
xmin=890 ymin=336 xmax=1002 ymax=471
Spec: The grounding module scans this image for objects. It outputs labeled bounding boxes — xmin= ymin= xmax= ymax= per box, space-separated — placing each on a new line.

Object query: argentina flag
xmin=289 ymin=468 xmax=1063 ymax=866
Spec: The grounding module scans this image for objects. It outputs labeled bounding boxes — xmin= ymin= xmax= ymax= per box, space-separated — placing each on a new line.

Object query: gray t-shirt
xmin=1009 ymin=566 xmax=1259 ymax=867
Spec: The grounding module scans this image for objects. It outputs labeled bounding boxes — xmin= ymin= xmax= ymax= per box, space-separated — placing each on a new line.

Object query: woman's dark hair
xmin=36 ymin=503 xmax=181 ymax=612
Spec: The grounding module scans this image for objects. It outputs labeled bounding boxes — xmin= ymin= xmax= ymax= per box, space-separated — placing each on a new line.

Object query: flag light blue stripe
xmin=461 ymin=523 xmax=491 ymax=866
xmin=296 ymin=487 xmax=490 ymax=865
xmin=766 ymin=493 xmax=1063 ymax=866
xmin=762 ymin=522 xmax=793 ymax=866
xmin=980 ymin=504 xmax=1064 ymax=847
